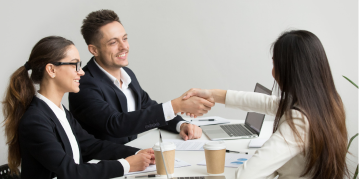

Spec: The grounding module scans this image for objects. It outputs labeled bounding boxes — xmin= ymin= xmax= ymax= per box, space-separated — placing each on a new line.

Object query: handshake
xmin=171 ymin=88 xmax=219 ymax=118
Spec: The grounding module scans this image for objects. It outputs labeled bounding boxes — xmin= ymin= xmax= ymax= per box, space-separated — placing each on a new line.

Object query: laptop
xmin=201 ymin=83 xmax=272 ymax=141
xmin=159 ymin=130 xmax=226 ymax=179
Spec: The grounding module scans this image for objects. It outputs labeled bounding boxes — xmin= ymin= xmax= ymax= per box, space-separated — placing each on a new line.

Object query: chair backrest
xmin=0 ymin=164 xmax=21 ymax=179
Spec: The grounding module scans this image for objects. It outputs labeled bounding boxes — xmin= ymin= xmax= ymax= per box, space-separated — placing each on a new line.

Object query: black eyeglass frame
xmin=52 ymin=61 xmax=82 ymax=72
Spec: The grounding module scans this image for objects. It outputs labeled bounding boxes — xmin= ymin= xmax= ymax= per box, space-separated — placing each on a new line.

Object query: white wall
xmin=0 ymin=0 xmax=357 ymax=175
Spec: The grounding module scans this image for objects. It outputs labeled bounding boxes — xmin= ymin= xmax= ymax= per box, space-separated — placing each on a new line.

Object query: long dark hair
xmin=272 ymin=30 xmax=349 ymax=178
xmin=2 ymin=36 xmax=74 ymax=174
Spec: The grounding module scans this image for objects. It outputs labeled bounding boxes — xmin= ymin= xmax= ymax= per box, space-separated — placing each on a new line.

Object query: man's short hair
xmin=81 ymin=9 xmax=122 ymax=46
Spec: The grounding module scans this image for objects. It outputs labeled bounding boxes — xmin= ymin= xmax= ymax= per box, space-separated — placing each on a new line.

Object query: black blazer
xmin=19 ymin=97 xmax=139 ymax=179
xmin=69 ymin=58 xmax=184 ymax=144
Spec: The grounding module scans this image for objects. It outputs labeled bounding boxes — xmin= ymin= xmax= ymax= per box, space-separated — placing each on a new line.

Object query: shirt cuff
xmin=135 ymin=150 xmax=141 ymax=155
xmin=176 ymin=121 xmax=188 ymax=133
xmin=162 ymin=101 xmax=177 ymax=121
xmin=118 ymin=159 xmax=130 ymax=174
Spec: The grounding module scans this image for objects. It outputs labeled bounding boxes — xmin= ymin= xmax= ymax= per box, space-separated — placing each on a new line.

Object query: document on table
xmin=125 ymin=158 xmax=191 ymax=175
xmin=163 ymin=139 xmax=208 ymax=151
xmin=189 ymin=116 xmax=230 ymax=126
xmin=197 ymin=153 xmax=252 ymax=168
xmin=88 ymin=158 xmax=190 ymax=175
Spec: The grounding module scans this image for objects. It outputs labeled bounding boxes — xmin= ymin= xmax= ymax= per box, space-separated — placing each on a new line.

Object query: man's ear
xmin=88 ymin=44 xmax=99 ymax=56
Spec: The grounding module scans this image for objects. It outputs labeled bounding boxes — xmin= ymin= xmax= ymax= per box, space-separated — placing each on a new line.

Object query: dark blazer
xmin=19 ymin=97 xmax=139 ymax=179
xmin=69 ymin=58 xmax=184 ymax=144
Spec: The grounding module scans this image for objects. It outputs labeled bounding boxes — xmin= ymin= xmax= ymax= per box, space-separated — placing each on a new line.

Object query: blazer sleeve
xmin=69 ymin=73 xmax=183 ymax=138
xmin=126 ymin=67 xmax=184 ymax=133
xmin=225 ymin=90 xmax=310 ymax=178
xmin=68 ymin=111 xmax=139 ymax=162
xmin=137 ymin=86 xmax=183 ymax=133
xmin=19 ymin=112 xmax=132 ymax=179
xmin=225 ymin=90 xmax=279 ymax=116
xmin=235 ymin=110 xmax=309 ymax=178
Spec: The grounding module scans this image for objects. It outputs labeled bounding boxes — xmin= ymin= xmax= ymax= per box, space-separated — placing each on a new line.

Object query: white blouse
xmin=36 ymin=92 xmax=80 ymax=164
xmin=225 ymin=90 xmax=310 ymax=179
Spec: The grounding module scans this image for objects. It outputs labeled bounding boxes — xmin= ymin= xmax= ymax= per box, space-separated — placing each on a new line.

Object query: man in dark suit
xmin=69 ymin=9 xmax=213 ymax=144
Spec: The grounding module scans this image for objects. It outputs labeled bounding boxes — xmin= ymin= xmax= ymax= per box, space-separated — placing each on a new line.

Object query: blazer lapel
xmin=34 ymin=98 xmax=74 ymax=158
xmin=129 ymin=83 xmax=140 ymax=110
xmin=86 ymin=57 xmax=128 ymax=112
xmin=122 ymin=67 xmax=141 ymax=110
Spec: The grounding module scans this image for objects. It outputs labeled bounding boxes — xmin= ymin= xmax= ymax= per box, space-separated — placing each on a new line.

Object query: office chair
xmin=0 ymin=164 xmax=20 ymax=179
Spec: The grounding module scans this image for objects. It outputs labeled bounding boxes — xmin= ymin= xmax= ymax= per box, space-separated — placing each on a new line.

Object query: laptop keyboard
xmin=220 ymin=124 xmax=252 ymax=136
xmin=177 ymin=177 xmax=206 ymax=179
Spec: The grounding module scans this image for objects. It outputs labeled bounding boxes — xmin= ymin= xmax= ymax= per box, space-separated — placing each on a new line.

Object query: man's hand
xmin=125 ymin=153 xmax=152 ymax=172
xmin=182 ymin=88 xmax=213 ymax=101
xmin=172 ymin=91 xmax=214 ymax=117
xmin=180 ymin=88 xmax=214 ymax=118
xmin=137 ymin=148 xmax=155 ymax=164
xmin=179 ymin=123 xmax=202 ymax=141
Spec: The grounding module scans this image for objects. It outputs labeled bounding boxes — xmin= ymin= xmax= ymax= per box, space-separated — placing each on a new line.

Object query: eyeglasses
xmin=52 ymin=61 xmax=82 ymax=72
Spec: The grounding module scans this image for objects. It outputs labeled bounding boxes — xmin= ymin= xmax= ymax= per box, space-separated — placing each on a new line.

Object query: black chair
xmin=0 ymin=164 xmax=20 ymax=179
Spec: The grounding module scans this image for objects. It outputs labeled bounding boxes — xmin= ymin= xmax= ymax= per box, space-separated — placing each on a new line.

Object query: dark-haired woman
xmin=3 ymin=36 xmax=155 ymax=179
xmin=183 ymin=30 xmax=349 ymax=179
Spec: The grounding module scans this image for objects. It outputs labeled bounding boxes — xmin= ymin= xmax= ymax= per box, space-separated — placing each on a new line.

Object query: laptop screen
xmin=245 ymin=83 xmax=272 ymax=133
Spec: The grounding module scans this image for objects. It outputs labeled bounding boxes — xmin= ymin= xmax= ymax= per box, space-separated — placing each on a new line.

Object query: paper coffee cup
xmin=203 ymin=141 xmax=226 ymax=175
xmin=153 ymin=142 xmax=176 ymax=175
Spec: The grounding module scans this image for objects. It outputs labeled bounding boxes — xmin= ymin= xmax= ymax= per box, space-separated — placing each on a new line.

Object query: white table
xmin=113 ymin=119 xmax=274 ymax=179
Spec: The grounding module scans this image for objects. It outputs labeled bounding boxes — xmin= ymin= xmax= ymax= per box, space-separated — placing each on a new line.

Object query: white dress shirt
xmin=94 ymin=59 xmax=185 ymax=132
xmin=225 ymin=90 xmax=310 ymax=179
xmin=36 ymin=92 xmax=80 ymax=164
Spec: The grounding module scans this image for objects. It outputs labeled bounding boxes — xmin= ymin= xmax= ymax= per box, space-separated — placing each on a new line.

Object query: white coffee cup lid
xmin=152 ymin=142 xmax=176 ymax=151
xmin=203 ymin=141 xmax=226 ymax=150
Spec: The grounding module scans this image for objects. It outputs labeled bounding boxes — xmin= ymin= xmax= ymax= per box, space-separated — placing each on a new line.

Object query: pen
xmin=226 ymin=150 xmax=248 ymax=154
xmin=135 ymin=174 xmax=161 ymax=178
xmin=191 ymin=119 xmax=215 ymax=121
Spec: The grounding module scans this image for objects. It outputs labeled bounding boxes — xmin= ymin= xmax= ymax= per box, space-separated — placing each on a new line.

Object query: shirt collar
xmin=94 ymin=58 xmax=132 ymax=89
xmin=35 ymin=92 xmax=66 ymax=117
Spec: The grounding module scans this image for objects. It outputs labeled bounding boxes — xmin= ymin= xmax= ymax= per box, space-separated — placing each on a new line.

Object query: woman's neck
xmin=38 ymin=81 xmax=65 ymax=109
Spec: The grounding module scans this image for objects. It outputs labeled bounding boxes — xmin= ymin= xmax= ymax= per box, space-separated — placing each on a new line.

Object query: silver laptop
xmin=159 ymin=130 xmax=226 ymax=179
xmin=201 ymin=83 xmax=272 ymax=140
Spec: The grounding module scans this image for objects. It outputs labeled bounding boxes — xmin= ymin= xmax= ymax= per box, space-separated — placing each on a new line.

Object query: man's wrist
xmin=180 ymin=122 xmax=189 ymax=130
xmin=171 ymin=97 xmax=181 ymax=114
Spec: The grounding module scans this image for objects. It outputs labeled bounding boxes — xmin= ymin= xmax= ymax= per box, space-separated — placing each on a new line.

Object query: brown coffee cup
xmin=203 ymin=141 xmax=226 ymax=175
xmin=153 ymin=142 xmax=176 ymax=176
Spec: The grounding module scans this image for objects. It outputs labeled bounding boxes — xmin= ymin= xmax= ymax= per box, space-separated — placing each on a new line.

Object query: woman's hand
xmin=137 ymin=148 xmax=155 ymax=164
xmin=125 ymin=152 xmax=152 ymax=172
xmin=181 ymin=88 xmax=214 ymax=118
xmin=181 ymin=88 xmax=227 ymax=118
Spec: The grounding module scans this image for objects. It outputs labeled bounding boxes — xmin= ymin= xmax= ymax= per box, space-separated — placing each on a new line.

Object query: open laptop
xmin=159 ymin=130 xmax=226 ymax=179
xmin=201 ymin=83 xmax=272 ymax=140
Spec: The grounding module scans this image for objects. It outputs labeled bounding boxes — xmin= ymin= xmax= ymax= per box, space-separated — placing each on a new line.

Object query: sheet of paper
xmin=188 ymin=116 xmax=230 ymax=126
xmin=125 ymin=158 xmax=191 ymax=175
xmin=87 ymin=158 xmax=190 ymax=175
xmin=197 ymin=153 xmax=252 ymax=168
xmin=163 ymin=139 xmax=208 ymax=151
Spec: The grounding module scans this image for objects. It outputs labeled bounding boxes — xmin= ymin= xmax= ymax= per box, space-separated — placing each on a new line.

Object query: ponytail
xmin=3 ymin=65 xmax=35 ymax=174
xmin=2 ymin=36 xmax=74 ymax=175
